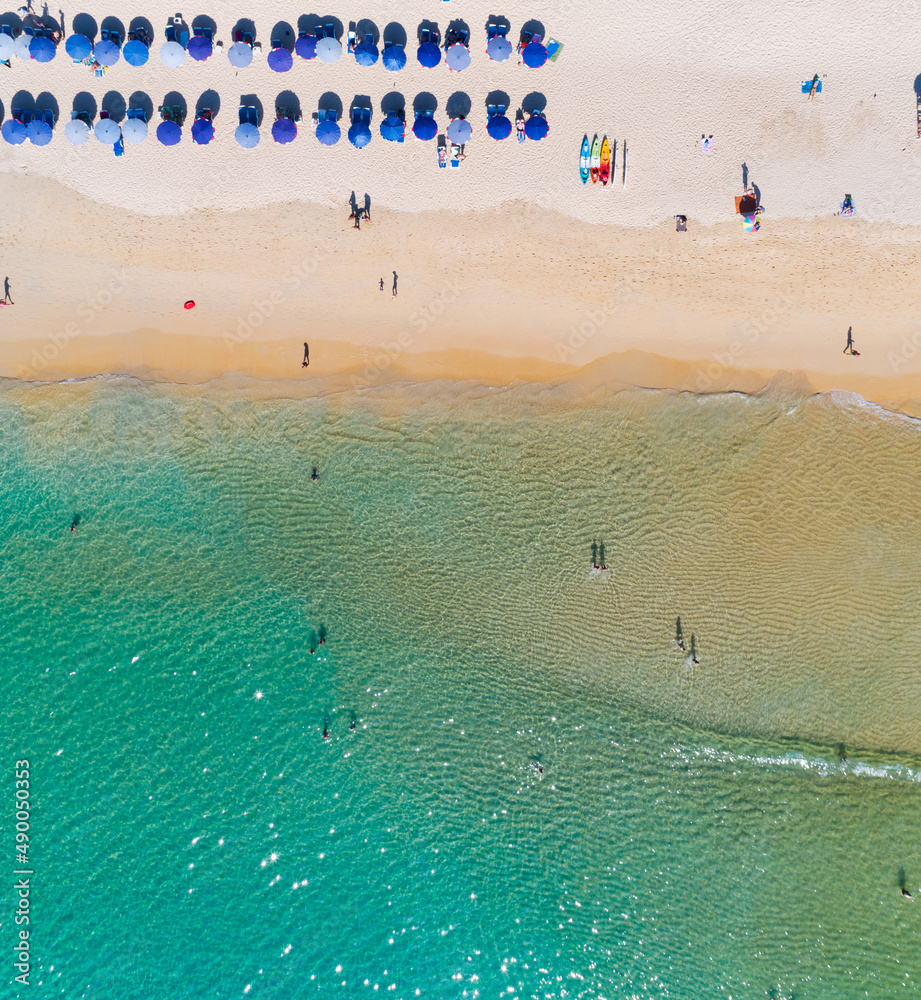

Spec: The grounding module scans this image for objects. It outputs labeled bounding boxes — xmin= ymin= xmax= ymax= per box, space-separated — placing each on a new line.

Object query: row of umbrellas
xmin=3 ymin=28 xmax=548 ymax=70
xmin=2 ymin=110 xmax=550 ymax=147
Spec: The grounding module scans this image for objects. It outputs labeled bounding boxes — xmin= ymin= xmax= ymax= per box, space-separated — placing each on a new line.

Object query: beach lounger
xmin=351 ymin=107 xmax=361 ymax=124
xmin=114 ymin=138 xmax=124 ymax=156
xmin=172 ymin=105 xmax=183 ymax=124
xmin=243 ymin=31 xmax=253 ymax=45
xmin=247 ymin=106 xmax=257 ymax=126
xmin=325 ymin=23 xmax=335 ymax=37
xmin=361 ymin=108 xmax=371 ymax=125
xmin=497 ymin=104 xmax=506 ymax=115
xmin=315 ymin=25 xmax=323 ymax=39
xmin=100 ymin=28 xmax=109 ymax=40
xmin=165 ymin=24 xmax=177 ymax=41
xmin=347 ymin=29 xmax=355 ymax=51
xmin=458 ymin=29 xmax=469 ymax=44
xmin=327 ymin=109 xmax=337 ymax=122
xmin=420 ymin=28 xmax=430 ymax=43
xmin=179 ymin=30 xmax=188 ymax=46
xmin=497 ymin=24 xmax=508 ymax=37
xmin=159 ymin=106 xmax=171 ymax=120
xmin=0 ymin=24 xmax=11 ymax=37
xmin=233 ymin=29 xmax=242 ymax=42
xmin=317 ymin=108 xmax=327 ymax=122
xmin=200 ymin=108 xmax=212 ymax=121
xmin=173 ymin=14 xmax=182 ymax=25
xmin=487 ymin=23 xmax=497 ymax=39
xmin=193 ymin=25 xmax=202 ymax=35
xmin=531 ymin=34 xmax=542 ymax=43
xmin=99 ymin=109 xmax=110 ymax=119
xmin=298 ymin=28 xmax=307 ymax=38
xmin=203 ymin=27 xmax=212 ymax=41
xmin=238 ymin=105 xmax=246 ymax=124
xmin=451 ymin=143 xmax=460 ymax=167
xmin=42 ymin=109 xmax=53 ymax=126
xmin=438 ymin=145 xmax=446 ymax=167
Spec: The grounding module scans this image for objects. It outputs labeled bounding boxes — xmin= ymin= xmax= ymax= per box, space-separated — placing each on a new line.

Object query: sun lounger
xmin=243 ymin=31 xmax=253 ymax=45
xmin=247 ymin=106 xmax=257 ymax=126
xmin=325 ymin=23 xmax=335 ymax=37
xmin=451 ymin=142 xmax=460 ymax=167
xmin=100 ymin=109 xmax=110 ymax=119
xmin=438 ymin=145 xmax=446 ymax=167
xmin=420 ymin=28 xmax=430 ymax=43
xmin=179 ymin=29 xmax=188 ymax=45
xmin=100 ymin=28 xmax=109 ymax=40
xmin=165 ymin=24 xmax=177 ymax=41
xmin=173 ymin=14 xmax=182 ymax=25
xmin=351 ymin=107 xmax=360 ymax=124
xmin=314 ymin=25 xmax=323 ymax=39
xmin=172 ymin=105 xmax=183 ymax=124
xmin=193 ymin=25 xmax=202 ymax=35
xmin=458 ymin=29 xmax=469 ymax=44
xmin=361 ymin=108 xmax=371 ymax=125
xmin=327 ymin=108 xmax=337 ymax=122
xmin=0 ymin=24 xmax=11 ymax=37
xmin=487 ymin=23 xmax=497 ymax=38
xmin=497 ymin=24 xmax=508 ymax=37
xmin=233 ymin=29 xmax=242 ymax=42
xmin=531 ymin=33 xmax=542 ymax=43
xmin=159 ymin=106 xmax=171 ymax=120
xmin=238 ymin=105 xmax=246 ymax=124
xmin=200 ymin=108 xmax=212 ymax=121
xmin=42 ymin=109 xmax=53 ymax=125
xmin=114 ymin=138 xmax=124 ymax=156
xmin=203 ymin=27 xmax=212 ymax=41
xmin=487 ymin=104 xmax=497 ymax=116
xmin=347 ymin=29 xmax=355 ymax=51
xmin=317 ymin=108 xmax=327 ymax=122
xmin=497 ymin=104 xmax=506 ymax=115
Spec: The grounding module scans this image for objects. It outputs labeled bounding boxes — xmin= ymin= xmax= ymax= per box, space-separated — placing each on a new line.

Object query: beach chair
xmin=100 ymin=28 xmax=109 ymax=41
xmin=351 ymin=107 xmax=361 ymax=124
xmin=425 ymin=108 xmax=434 ymax=117
xmin=496 ymin=24 xmax=508 ymax=37
xmin=414 ymin=109 xmax=423 ymax=120
xmin=238 ymin=105 xmax=246 ymax=125
xmin=361 ymin=107 xmax=371 ymax=125
xmin=114 ymin=138 xmax=124 ymax=156
xmin=487 ymin=104 xmax=497 ymax=117
xmin=172 ymin=106 xmax=184 ymax=124
xmin=0 ymin=24 xmax=12 ymax=37
xmin=247 ymin=106 xmax=257 ymax=126
xmin=317 ymin=108 xmax=327 ymax=122
xmin=314 ymin=25 xmax=323 ymax=39
xmin=42 ymin=108 xmax=53 ymax=126
xmin=126 ymin=29 xmax=136 ymax=41
xmin=327 ymin=108 xmax=337 ymax=122
xmin=497 ymin=104 xmax=506 ymax=115
xmin=457 ymin=28 xmax=469 ymax=45
xmin=243 ymin=31 xmax=253 ymax=45
xmin=451 ymin=143 xmax=460 ymax=167
xmin=325 ymin=23 xmax=335 ymax=37
xmin=200 ymin=108 xmax=212 ymax=121
xmin=110 ymin=30 xmax=121 ymax=46
xmin=298 ymin=28 xmax=307 ymax=39
xmin=531 ymin=33 xmax=542 ymax=43
xmin=438 ymin=145 xmax=446 ymax=167
xmin=487 ymin=23 xmax=497 ymax=39
xmin=232 ymin=29 xmax=242 ymax=42
xmin=135 ymin=108 xmax=146 ymax=121
xmin=203 ymin=27 xmax=212 ymax=41
xmin=193 ymin=25 xmax=202 ymax=36
xmin=165 ymin=24 xmax=177 ymax=42
xmin=179 ymin=29 xmax=188 ymax=46
xmin=159 ymin=106 xmax=171 ymax=120
xmin=271 ymin=37 xmax=281 ymax=49
xmin=363 ymin=32 xmax=373 ymax=47
xmin=347 ymin=29 xmax=355 ymax=52
xmin=420 ymin=27 xmax=430 ymax=43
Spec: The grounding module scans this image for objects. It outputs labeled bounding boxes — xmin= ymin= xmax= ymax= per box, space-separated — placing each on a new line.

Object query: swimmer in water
xmin=598 ymin=539 xmax=607 ymax=571
xmin=308 ymin=630 xmax=317 ymax=655
xmin=318 ymin=625 xmax=326 ymax=646
xmin=70 ymin=514 xmax=80 ymax=534
xmin=675 ymin=616 xmax=685 ymax=652
xmin=311 ymin=467 xmax=319 ymax=481
xmin=690 ymin=634 xmax=699 ymax=665
xmin=531 ymin=761 xmax=543 ymax=775
xmin=591 ymin=539 xmax=598 ymax=570
xmin=349 ymin=716 xmax=356 ymax=732
xmin=322 ymin=716 xmax=331 ymax=740
xmin=899 ymin=867 xmax=913 ymax=898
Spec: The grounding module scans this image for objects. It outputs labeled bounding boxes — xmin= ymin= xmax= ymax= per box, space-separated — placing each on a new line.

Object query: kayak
xmin=590 ymin=134 xmax=601 ymax=184
xmin=579 ymin=135 xmax=590 ymax=184
xmin=599 ymin=136 xmax=611 ymax=186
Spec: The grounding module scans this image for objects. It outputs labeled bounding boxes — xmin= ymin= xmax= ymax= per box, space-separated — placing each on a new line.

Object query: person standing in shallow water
xmin=302 ymin=342 xmax=310 ymax=368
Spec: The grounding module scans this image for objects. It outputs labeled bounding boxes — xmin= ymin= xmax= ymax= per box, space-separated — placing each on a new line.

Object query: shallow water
xmin=4 ymin=379 xmax=921 ymax=998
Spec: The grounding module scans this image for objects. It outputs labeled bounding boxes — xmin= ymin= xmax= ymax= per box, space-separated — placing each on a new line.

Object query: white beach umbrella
xmin=121 ymin=118 xmax=148 ymax=144
xmin=94 ymin=118 xmax=121 ymax=144
xmin=316 ymin=36 xmax=341 ymax=63
xmin=160 ymin=40 xmax=186 ymax=67
xmin=64 ymin=119 xmax=90 ymax=145
xmin=227 ymin=40 xmax=252 ymax=67
xmin=0 ymin=33 xmax=15 ymax=60
xmin=14 ymin=32 xmax=31 ymax=59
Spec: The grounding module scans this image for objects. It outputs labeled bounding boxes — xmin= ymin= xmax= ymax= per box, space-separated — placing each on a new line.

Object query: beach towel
xmin=546 ymin=38 xmax=562 ymax=60
xmin=801 ymin=79 xmax=822 ymax=93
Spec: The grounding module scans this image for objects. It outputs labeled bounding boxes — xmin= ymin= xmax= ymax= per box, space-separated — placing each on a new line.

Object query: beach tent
xmin=379 ymin=113 xmax=404 ymax=141
xmin=29 ymin=35 xmax=56 ymax=62
xmin=64 ymin=118 xmax=90 ymax=144
xmin=157 ymin=119 xmax=181 ymax=145
xmin=316 ymin=119 xmax=340 ymax=145
xmin=235 ymin=122 xmax=260 ymax=148
xmin=316 ymin=36 xmax=341 ymax=63
xmin=26 ymin=118 xmax=53 ymax=145
xmin=93 ymin=38 xmax=120 ymax=65
xmin=272 ymin=118 xmax=296 ymax=143
xmin=487 ymin=36 xmax=511 ymax=62
xmin=65 ymin=33 xmax=91 ymax=60
xmin=382 ymin=44 xmax=405 ymax=71
xmin=268 ymin=46 xmax=292 ymax=72
xmin=123 ymin=39 xmax=149 ymax=65
xmin=417 ymin=41 xmax=440 ymax=67
xmin=348 ymin=122 xmax=371 ymax=148
xmin=446 ymin=119 xmax=471 ymax=143
xmin=159 ymin=40 xmax=185 ymax=67
xmin=188 ymin=35 xmax=212 ymax=61
xmin=121 ymin=118 xmax=148 ymax=144
xmin=445 ymin=43 xmax=470 ymax=71
xmin=412 ymin=116 xmax=437 ymax=140
xmin=487 ymin=115 xmax=512 ymax=140
xmin=94 ymin=118 xmax=120 ymax=144
xmin=191 ymin=118 xmax=214 ymax=144
xmin=228 ymin=41 xmax=252 ymax=67
xmin=524 ymin=115 xmax=548 ymax=140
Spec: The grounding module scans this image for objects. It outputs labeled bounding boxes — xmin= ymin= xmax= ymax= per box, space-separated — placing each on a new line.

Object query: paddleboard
xmin=599 ymin=136 xmax=611 ymax=186
xmin=579 ymin=135 xmax=590 ymax=184
xmin=590 ymin=134 xmax=601 ymax=184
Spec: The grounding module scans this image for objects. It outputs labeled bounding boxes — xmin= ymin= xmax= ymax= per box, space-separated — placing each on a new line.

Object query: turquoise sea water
xmin=4 ymin=378 xmax=921 ymax=999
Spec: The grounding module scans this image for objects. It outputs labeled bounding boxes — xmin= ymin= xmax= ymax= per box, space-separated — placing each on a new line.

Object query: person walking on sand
xmin=379 ymin=277 xmax=384 ymax=292
xmin=843 ymin=327 xmax=860 ymax=356
xmin=392 ymin=271 xmax=398 ymax=299
xmin=302 ymin=342 xmax=309 ymax=368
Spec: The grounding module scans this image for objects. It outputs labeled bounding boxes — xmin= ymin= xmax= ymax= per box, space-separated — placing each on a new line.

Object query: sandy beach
xmin=2 ymin=0 xmax=921 ymax=409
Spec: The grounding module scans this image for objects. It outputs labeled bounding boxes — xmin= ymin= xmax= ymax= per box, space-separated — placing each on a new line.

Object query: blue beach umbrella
xmin=354 ymin=41 xmax=378 ymax=66
xmin=228 ymin=41 xmax=253 ymax=67
xmin=417 ymin=41 xmax=440 ymax=67
xmin=524 ymin=115 xmax=549 ymax=140
xmin=188 ymin=35 xmax=212 ymax=61
xmin=65 ymin=33 xmax=92 ymax=60
xmin=123 ymin=39 xmax=149 ymax=66
xmin=157 ymin=120 xmax=181 ymax=145
xmin=382 ymin=44 xmax=405 ymax=71
xmin=316 ymin=119 xmax=340 ymax=145
xmin=348 ymin=122 xmax=371 ymax=148
xmin=446 ymin=118 xmax=471 ymax=143
xmin=268 ymin=46 xmax=293 ymax=72
xmin=412 ymin=116 xmax=437 ymax=141
xmin=2 ymin=119 xmax=27 ymax=145
xmin=487 ymin=36 xmax=511 ymax=62
xmin=26 ymin=119 xmax=53 ymax=145
xmin=94 ymin=118 xmax=120 ymax=143
xmin=234 ymin=122 xmax=260 ymax=148
xmin=295 ymin=35 xmax=316 ymax=59
xmin=445 ymin=43 xmax=470 ymax=71
xmin=191 ymin=118 xmax=214 ymax=144
xmin=487 ymin=115 xmax=512 ymax=140
xmin=522 ymin=41 xmax=547 ymax=68
xmin=93 ymin=38 xmax=120 ymax=65
xmin=29 ymin=35 xmax=56 ymax=62
xmin=272 ymin=118 xmax=296 ymax=143
xmin=379 ymin=113 xmax=404 ymax=141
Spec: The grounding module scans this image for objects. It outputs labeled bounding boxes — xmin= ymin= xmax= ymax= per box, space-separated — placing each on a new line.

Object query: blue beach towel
xmin=801 ymin=79 xmax=823 ymax=93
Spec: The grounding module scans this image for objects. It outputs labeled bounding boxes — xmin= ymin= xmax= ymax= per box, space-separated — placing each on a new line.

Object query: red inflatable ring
xmin=184 ymin=300 xmax=196 ymax=310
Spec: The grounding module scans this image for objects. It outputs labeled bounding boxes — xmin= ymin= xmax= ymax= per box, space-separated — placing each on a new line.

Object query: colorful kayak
xmin=599 ymin=136 xmax=611 ymax=186
xmin=579 ymin=135 xmax=590 ymax=184
xmin=590 ymin=134 xmax=601 ymax=184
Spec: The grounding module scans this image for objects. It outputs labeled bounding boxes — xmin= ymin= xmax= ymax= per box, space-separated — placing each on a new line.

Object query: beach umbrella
xmin=382 ymin=44 xmax=405 ymax=71
xmin=522 ymin=41 xmax=547 ymax=68
xmin=13 ymin=32 xmax=31 ymax=58
xmin=65 ymin=32 xmax=91 ymax=60
xmin=29 ymin=35 xmax=55 ymax=62
xmin=486 ymin=115 xmax=512 ymax=140
xmin=316 ymin=119 xmax=340 ymax=145
xmin=316 ymin=36 xmax=341 ymax=62
xmin=524 ymin=115 xmax=549 ymax=140
xmin=0 ymin=33 xmax=15 ymax=60
xmin=412 ymin=116 xmax=437 ymax=140
xmin=354 ymin=40 xmax=378 ymax=66
xmin=272 ymin=118 xmax=296 ymax=143
xmin=268 ymin=46 xmax=292 ymax=72
xmin=93 ymin=38 xmax=120 ymax=65
xmin=94 ymin=118 xmax=120 ymax=144
xmin=445 ymin=43 xmax=470 ymax=71
xmin=188 ymin=35 xmax=212 ymax=61
xmin=295 ymin=35 xmax=316 ymax=59
xmin=487 ymin=36 xmax=511 ymax=61
xmin=227 ymin=41 xmax=252 ymax=67
xmin=348 ymin=122 xmax=371 ymax=148
xmin=159 ymin=40 xmax=185 ymax=67
xmin=64 ymin=118 xmax=90 ymax=144
xmin=191 ymin=118 xmax=214 ymax=144
xmin=123 ymin=39 xmax=149 ymax=65
xmin=417 ymin=41 xmax=440 ymax=67
xmin=121 ymin=118 xmax=148 ymax=144
xmin=234 ymin=122 xmax=260 ymax=148
xmin=157 ymin=120 xmax=181 ymax=145
xmin=1 ymin=119 xmax=27 ymax=145
xmin=446 ymin=118 xmax=471 ymax=143
xmin=379 ymin=113 xmax=404 ymax=141
xmin=26 ymin=118 xmax=53 ymax=145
